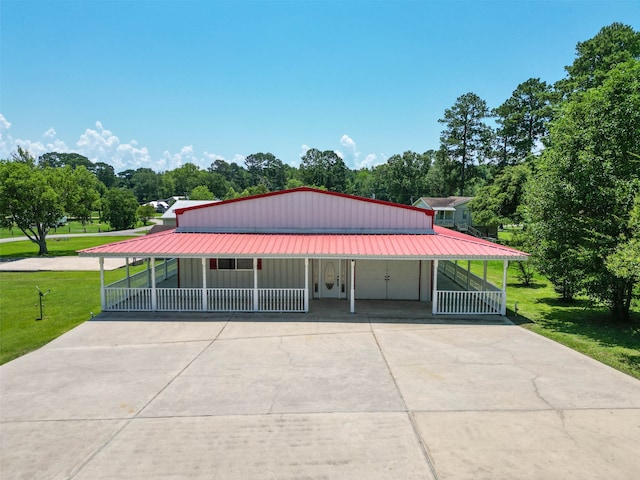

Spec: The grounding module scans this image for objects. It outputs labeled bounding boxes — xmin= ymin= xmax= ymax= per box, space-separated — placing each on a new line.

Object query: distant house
xmin=80 ymin=188 xmax=526 ymax=315
xmin=413 ymin=196 xmax=497 ymax=239
xmin=145 ymin=200 xmax=170 ymax=213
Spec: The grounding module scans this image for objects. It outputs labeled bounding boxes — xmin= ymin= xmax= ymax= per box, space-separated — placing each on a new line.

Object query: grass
xmin=0 ymin=234 xmax=143 ymax=364
xmin=0 ymin=218 xmax=107 ymax=239
xmin=0 ymin=267 xmax=145 ymax=364
xmin=0 ymin=213 xmax=156 ymax=239
xmin=0 ymin=236 xmax=136 ymax=258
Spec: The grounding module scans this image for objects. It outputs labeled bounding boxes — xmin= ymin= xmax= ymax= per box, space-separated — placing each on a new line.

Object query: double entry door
xmin=313 ymin=259 xmax=348 ymax=299
xmin=355 ymin=260 xmax=420 ymax=300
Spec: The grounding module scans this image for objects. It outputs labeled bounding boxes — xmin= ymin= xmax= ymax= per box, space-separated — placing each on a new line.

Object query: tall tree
xmin=208 ymin=159 xmax=249 ymax=191
xmin=103 ymin=188 xmax=139 ymax=231
xmin=438 ymin=92 xmax=493 ymax=195
xmin=381 ymin=151 xmax=432 ymax=204
xmin=0 ymin=152 xmax=64 ymax=255
xmin=558 ymin=22 xmax=640 ymax=96
xmin=299 ymin=148 xmax=348 ymax=192
xmin=422 ymin=148 xmax=459 ymax=197
xmin=526 ymin=59 xmax=640 ymax=321
xmin=38 ymin=152 xmax=95 ymax=172
xmin=471 ymin=164 xmax=530 ymax=227
xmin=50 ymin=166 xmax=101 ymax=226
xmin=245 ymin=152 xmax=286 ymax=191
xmin=606 ymin=193 xmax=640 ymax=315
xmin=166 ymin=163 xmax=207 ymax=196
xmin=131 ymin=168 xmax=161 ymax=202
xmin=494 ymin=78 xmax=554 ymax=166
xmin=94 ymin=161 xmax=117 ymax=188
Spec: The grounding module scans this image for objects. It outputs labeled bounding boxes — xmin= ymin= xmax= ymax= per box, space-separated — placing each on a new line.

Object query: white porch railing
xmin=104 ymin=286 xmax=304 ymax=312
xmin=436 ymin=260 xmax=503 ymax=315
xmin=208 ymin=288 xmax=254 ymax=312
xmin=157 ymin=288 xmax=202 ymax=311
xmin=105 ymin=288 xmax=152 ymax=311
xmin=435 ymin=290 xmax=502 ymax=315
xmin=259 ymin=288 xmax=305 ymax=312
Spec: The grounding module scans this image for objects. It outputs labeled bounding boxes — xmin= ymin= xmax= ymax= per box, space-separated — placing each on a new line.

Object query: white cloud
xmin=232 ymin=153 xmax=246 ymax=165
xmin=0 ymin=114 xmax=11 ymax=131
xmin=340 ymin=134 xmax=357 ymax=152
xmin=0 ymin=115 xmax=243 ymax=172
xmin=0 ymin=115 xmax=69 ymax=159
xmin=336 ymin=134 xmax=361 ymax=168
xmin=357 ymin=153 xmax=380 ymax=169
xmin=76 ymin=121 xmax=152 ymax=171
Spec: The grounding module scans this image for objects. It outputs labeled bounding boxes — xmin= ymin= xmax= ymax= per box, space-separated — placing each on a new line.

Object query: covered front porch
xmin=99 ymin=257 xmax=509 ymax=316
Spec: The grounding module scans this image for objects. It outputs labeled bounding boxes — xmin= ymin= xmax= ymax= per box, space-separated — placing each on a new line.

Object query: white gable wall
xmin=177 ymin=190 xmax=433 ymax=233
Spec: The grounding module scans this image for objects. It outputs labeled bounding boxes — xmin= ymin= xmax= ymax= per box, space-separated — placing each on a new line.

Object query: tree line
xmin=1 ymin=23 xmax=638 ymax=321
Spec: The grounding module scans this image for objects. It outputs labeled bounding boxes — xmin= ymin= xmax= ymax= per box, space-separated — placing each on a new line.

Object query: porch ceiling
xmin=78 ymin=227 xmax=528 ymax=261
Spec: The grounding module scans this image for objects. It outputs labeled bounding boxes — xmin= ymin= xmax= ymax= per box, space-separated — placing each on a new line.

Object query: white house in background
xmin=160 ymin=200 xmax=219 ymax=227
xmin=413 ymin=196 xmax=474 ymax=230
xmin=413 ymin=196 xmax=498 ymax=239
xmin=80 ymin=187 xmax=527 ymax=315
xmin=144 ymin=200 xmax=170 ymax=213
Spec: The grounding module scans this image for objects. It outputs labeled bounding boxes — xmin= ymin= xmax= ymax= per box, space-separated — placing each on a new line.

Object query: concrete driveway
xmin=1 ymin=312 xmax=639 ymax=479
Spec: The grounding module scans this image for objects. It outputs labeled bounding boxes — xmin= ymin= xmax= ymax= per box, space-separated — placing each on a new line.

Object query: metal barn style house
xmin=80 ymin=187 xmax=528 ymax=315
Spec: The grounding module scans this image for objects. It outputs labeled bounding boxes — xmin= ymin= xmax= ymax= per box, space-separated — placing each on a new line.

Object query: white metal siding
xmin=258 ymin=259 xmax=305 ymax=288
xmin=178 ymin=190 xmax=432 ymax=232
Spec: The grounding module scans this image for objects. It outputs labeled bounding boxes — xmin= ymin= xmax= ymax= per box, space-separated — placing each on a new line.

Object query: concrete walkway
xmin=0 ymin=256 xmax=128 ymax=271
xmin=1 ymin=312 xmax=639 ymax=479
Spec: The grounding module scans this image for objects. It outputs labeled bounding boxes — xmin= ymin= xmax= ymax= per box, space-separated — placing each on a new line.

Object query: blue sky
xmin=1 ymin=0 xmax=638 ymax=172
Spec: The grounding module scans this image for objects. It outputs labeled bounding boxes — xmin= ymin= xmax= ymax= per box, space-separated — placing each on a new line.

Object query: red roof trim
xmin=174 ymin=186 xmax=434 ymax=218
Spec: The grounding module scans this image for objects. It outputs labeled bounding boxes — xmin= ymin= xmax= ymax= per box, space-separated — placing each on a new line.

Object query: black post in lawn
xmin=35 ymin=286 xmax=50 ymax=321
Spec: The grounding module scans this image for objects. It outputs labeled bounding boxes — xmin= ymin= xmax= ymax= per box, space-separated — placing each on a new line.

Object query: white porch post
xmin=253 ymin=257 xmax=259 ymax=312
xmin=304 ymin=258 xmax=309 ymax=312
xmin=350 ymin=259 xmax=355 ymax=313
xmin=100 ymin=257 xmax=106 ymax=310
xmin=126 ymin=257 xmax=130 ymax=288
xmin=483 ymin=261 xmax=488 ymax=290
xmin=201 ymin=258 xmax=207 ymax=311
xmin=432 ymin=259 xmax=439 ymax=315
xmin=501 ymin=260 xmax=508 ymax=315
xmin=151 ymin=257 xmax=157 ymax=311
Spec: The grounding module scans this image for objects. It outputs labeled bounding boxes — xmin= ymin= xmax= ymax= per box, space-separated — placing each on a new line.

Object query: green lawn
xmin=0 ymin=235 xmax=141 ymax=364
xmin=0 ymin=267 xmax=144 ymax=364
xmin=0 ymin=214 xmax=157 ymax=239
xmin=0 ymin=218 xmax=107 ymax=239
xmin=0 ymin=236 xmax=136 ymax=258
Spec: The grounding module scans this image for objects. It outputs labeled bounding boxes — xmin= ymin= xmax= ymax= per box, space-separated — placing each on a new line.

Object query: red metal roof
xmin=79 ymin=228 xmax=528 ymax=260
